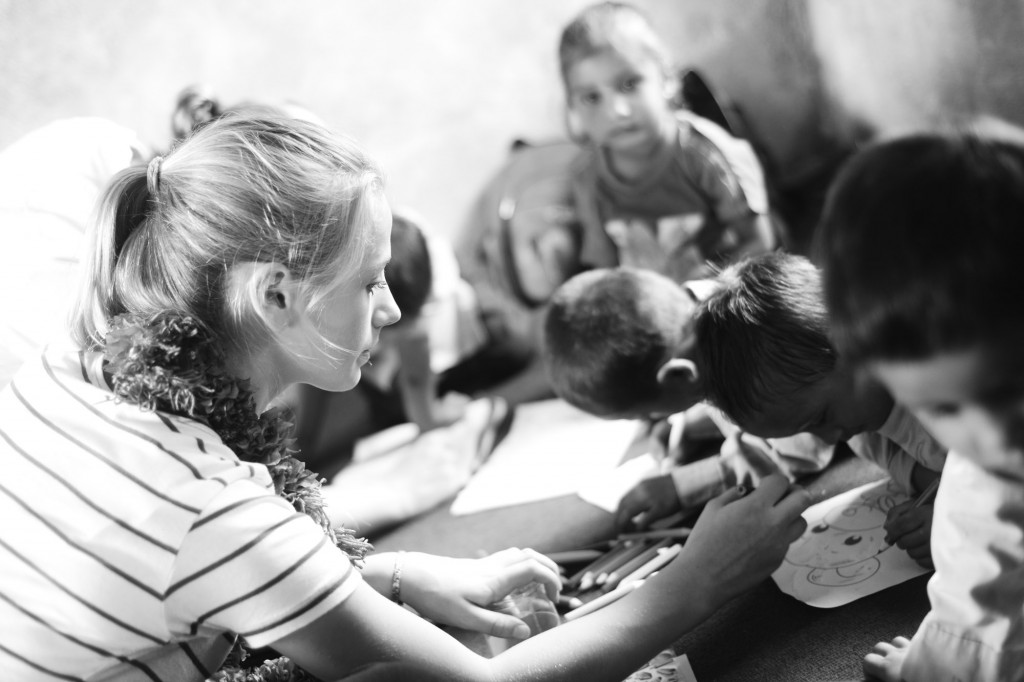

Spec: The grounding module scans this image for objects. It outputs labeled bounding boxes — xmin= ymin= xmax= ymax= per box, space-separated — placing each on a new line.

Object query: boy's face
xmin=566 ymin=48 xmax=675 ymax=155
xmin=870 ymin=336 xmax=1024 ymax=480
xmin=732 ymin=369 xmax=889 ymax=445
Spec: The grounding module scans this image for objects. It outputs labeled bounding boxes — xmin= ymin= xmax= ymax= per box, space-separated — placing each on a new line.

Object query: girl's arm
xmin=271 ymin=474 xmax=810 ymax=682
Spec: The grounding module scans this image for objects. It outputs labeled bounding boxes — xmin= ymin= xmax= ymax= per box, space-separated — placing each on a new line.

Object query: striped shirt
xmin=0 ymin=347 xmax=361 ymax=681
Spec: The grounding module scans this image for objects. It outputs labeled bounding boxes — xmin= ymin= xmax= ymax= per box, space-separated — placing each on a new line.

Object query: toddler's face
xmin=870 ymin=335 xmax=1024 ymax=480
xmin=566 ymin=48 xmax=674 ymax=154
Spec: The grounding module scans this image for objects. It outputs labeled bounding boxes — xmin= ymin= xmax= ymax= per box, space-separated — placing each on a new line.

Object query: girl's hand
xmin=682 ymin=474 xmax=810 ymax=601
xmin=398 ymin=548 xmax=561 ymax=640
xmin=863 ymin=636 xmax=911 ymax=681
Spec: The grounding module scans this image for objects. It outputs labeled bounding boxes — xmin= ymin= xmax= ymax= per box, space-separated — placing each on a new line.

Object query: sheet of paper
xmin=449 ymin=399 xmax=638 ymax=515
xmin=771 ymin=477 xmax=931 ymax=608
xmin=576 ymin=452 xmax=663 ymax=513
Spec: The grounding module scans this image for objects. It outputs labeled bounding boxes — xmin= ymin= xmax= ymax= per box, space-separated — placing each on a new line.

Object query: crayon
xmin=563 ymin=580 xmax=644 ymax=621
xmin=615 ymin=543 xmax=683 ymax=588
xmin=573 ymin=541 xmax=638 ymax=592
xmin=556 ymin=594 xmax=584 ymax=610
xmin=600 ymin=538 xmax=673 ymax=592
xmin=593 ymin=540 xmax=656 ymax=586
xmin=912 ymin=478 xmax=941 ymax=508
xmin=616 ymin=527 xmax=692 ymax=542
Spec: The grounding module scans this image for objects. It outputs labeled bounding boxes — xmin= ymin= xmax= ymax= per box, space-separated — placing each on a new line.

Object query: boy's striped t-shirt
xmin=0 ymin=347 xmax=361 ymax=681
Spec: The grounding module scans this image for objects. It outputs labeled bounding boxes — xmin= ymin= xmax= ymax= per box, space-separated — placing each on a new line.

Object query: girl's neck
xmin=226 ymin=348 xmax=281 ymax=414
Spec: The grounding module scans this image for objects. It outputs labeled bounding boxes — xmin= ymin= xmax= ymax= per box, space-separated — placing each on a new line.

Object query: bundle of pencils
xmin=546 ymin=525 xmax=691 ymax=620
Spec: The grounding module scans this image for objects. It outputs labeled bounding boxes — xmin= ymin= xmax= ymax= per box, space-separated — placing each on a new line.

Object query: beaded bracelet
xmin=391 ymin=551 xmax=405 ymax=605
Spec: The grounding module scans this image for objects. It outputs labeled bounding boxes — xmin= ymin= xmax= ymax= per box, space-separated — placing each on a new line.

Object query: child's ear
xmin=565 ymin=108 xmax=589 ymax=144
xmin=656 ymin=358 xmax=699 ymax=386
xmin=662 ymin=72 xmax=682 ymax=105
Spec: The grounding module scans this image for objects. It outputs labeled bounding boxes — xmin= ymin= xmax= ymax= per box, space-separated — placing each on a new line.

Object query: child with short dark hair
xmin=542 ymin=266 xmax=831 ymax=529
xmin=694 ymin=252 xmax=946 ymax=566
xmin=817 ymin=121 xmax=1024 ymax=681
xmin=559 ymin=1 xmax=775 ymax=283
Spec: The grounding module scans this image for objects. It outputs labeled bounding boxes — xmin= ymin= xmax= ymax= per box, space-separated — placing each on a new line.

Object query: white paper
xmin=771 ymin=477 xmax=931 ymax=608
xmin=576 ymin=453 xmax=663 ymax=513
xmin=449 ymin=399 xmax=638 ymax=515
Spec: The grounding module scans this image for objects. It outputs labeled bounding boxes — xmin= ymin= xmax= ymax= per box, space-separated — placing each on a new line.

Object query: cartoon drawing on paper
xmin=784 ymin=480 xmax=900 ymax=587
xmin=772 ymin=478 xmax=931 ymax=608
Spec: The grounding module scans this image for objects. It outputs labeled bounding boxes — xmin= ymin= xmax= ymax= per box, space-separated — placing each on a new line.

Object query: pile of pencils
xmin=548 ymin=525 xmax=692 ymax=620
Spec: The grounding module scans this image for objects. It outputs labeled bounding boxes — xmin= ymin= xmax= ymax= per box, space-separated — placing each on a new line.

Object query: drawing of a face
xmin=785 ymin=483 xmax=899 ymax=586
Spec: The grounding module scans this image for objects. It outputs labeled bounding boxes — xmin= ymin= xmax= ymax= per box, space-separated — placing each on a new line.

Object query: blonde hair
xmin=71 ymin=114 xmax=384 ymax=359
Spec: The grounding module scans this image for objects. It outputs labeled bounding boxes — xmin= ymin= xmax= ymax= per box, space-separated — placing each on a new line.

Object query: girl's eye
xmin=578 ymin=92 xmax=600 ymax=107
xmin=368 ymin=281 xmax=388 ymax=295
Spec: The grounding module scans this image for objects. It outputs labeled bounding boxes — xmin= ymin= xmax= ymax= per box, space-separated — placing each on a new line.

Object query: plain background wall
xmin=3 ymin=0 xmax=1024 ymax=247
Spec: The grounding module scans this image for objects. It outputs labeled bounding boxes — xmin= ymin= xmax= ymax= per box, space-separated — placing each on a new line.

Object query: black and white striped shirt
xmin=0 ymin=347 xmax=361 ymax=681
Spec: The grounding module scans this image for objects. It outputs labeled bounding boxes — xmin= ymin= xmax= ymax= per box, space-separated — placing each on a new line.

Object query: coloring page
xmin=772 ymin=478 xmax=931 ymax=608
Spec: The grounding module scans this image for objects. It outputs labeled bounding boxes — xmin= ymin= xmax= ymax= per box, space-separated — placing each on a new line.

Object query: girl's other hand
xmin=399 ymin=548 xmax=561 ymax=640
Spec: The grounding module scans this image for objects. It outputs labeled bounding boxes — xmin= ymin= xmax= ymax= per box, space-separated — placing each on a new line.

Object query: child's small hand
xmin=863 ymin=636 xmax=911 ymax=681
xmin=432 ymin=391 xmax=472 ymax=428
xmin=614 ymin=474 xmax=681 ymax=532
xmin=883 ymin=501 xmax=934 ymax=569
xmin=605 ymin=218 xmax=668 ymax=273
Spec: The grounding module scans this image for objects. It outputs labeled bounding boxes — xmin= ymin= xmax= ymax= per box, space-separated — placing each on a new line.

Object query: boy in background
xmin=818 ymin=122 xmax=1024 ymax=681
xmin=694 ymin=252 xmax=945 ymax=567
xmin=542 ymin=266 xmax=832 ymax=530
xmin=559 ymin=1 xmax=775 ymax=283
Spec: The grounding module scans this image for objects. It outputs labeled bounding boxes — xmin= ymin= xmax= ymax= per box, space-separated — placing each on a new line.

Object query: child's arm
xmin=271 ymin=476 xmax=811 ymax=682
xmin=395 ymin=324 xmax=467 ymax=431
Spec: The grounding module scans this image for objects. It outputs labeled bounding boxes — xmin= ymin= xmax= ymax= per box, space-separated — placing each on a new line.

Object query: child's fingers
xmin=884 ymin=507 xmax=928 ymax=542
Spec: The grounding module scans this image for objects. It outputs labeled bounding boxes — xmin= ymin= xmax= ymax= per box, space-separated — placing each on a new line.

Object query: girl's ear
xmin=231 ymin=261 xmax=302 ymax=331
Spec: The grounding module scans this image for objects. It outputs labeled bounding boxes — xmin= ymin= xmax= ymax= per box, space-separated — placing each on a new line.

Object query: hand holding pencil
xmin=884 ymin=477 xmax=940 ymax=570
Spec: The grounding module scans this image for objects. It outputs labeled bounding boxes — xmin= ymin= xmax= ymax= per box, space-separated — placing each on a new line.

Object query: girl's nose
xmin=374 ymin=287 xmax=402 ymax=329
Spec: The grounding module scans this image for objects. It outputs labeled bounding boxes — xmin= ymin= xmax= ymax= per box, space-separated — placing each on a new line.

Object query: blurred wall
xmin=2 ymin=0 xmax=1023 ymax=245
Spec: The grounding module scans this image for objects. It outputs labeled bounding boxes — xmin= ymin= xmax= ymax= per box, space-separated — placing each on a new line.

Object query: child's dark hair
xmin=557 ymin=1 xmax=671 ymax=92
xmin=816 ymin=119 xmax=1024 ymax=363
xmin=385 ymin=212 xmax=433 ymax=321
xmin=695 ymin=252 xmax=836 ymax=426
xmin=542 ymin=267 xmax=692 ymax=415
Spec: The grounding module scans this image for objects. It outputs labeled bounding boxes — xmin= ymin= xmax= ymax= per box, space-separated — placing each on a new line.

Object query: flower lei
xmin=103 ymin=312 xmax=372 ymax=682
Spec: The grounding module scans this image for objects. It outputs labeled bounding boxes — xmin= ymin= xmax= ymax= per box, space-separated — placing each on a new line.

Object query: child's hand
xmin=863 ymin=636 xmax=911 ymax=681
xmin=605 ymin=218 xmax=668 ymax=273
xmin=614 ymin=475 xmax=681 ymax=531
xmin=431 ymin=391 xmax=472 ymax=428
xmin=884 ymin=500 xmax=934 ymax=569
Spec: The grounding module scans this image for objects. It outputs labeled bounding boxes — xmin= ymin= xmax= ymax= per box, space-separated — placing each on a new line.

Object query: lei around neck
xmin=103 ymin=312 xmax=371 ymax=682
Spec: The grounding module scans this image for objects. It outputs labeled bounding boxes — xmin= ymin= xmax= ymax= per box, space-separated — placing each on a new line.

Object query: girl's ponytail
xmin=69 ymin=164 xmax=152 ymax=349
